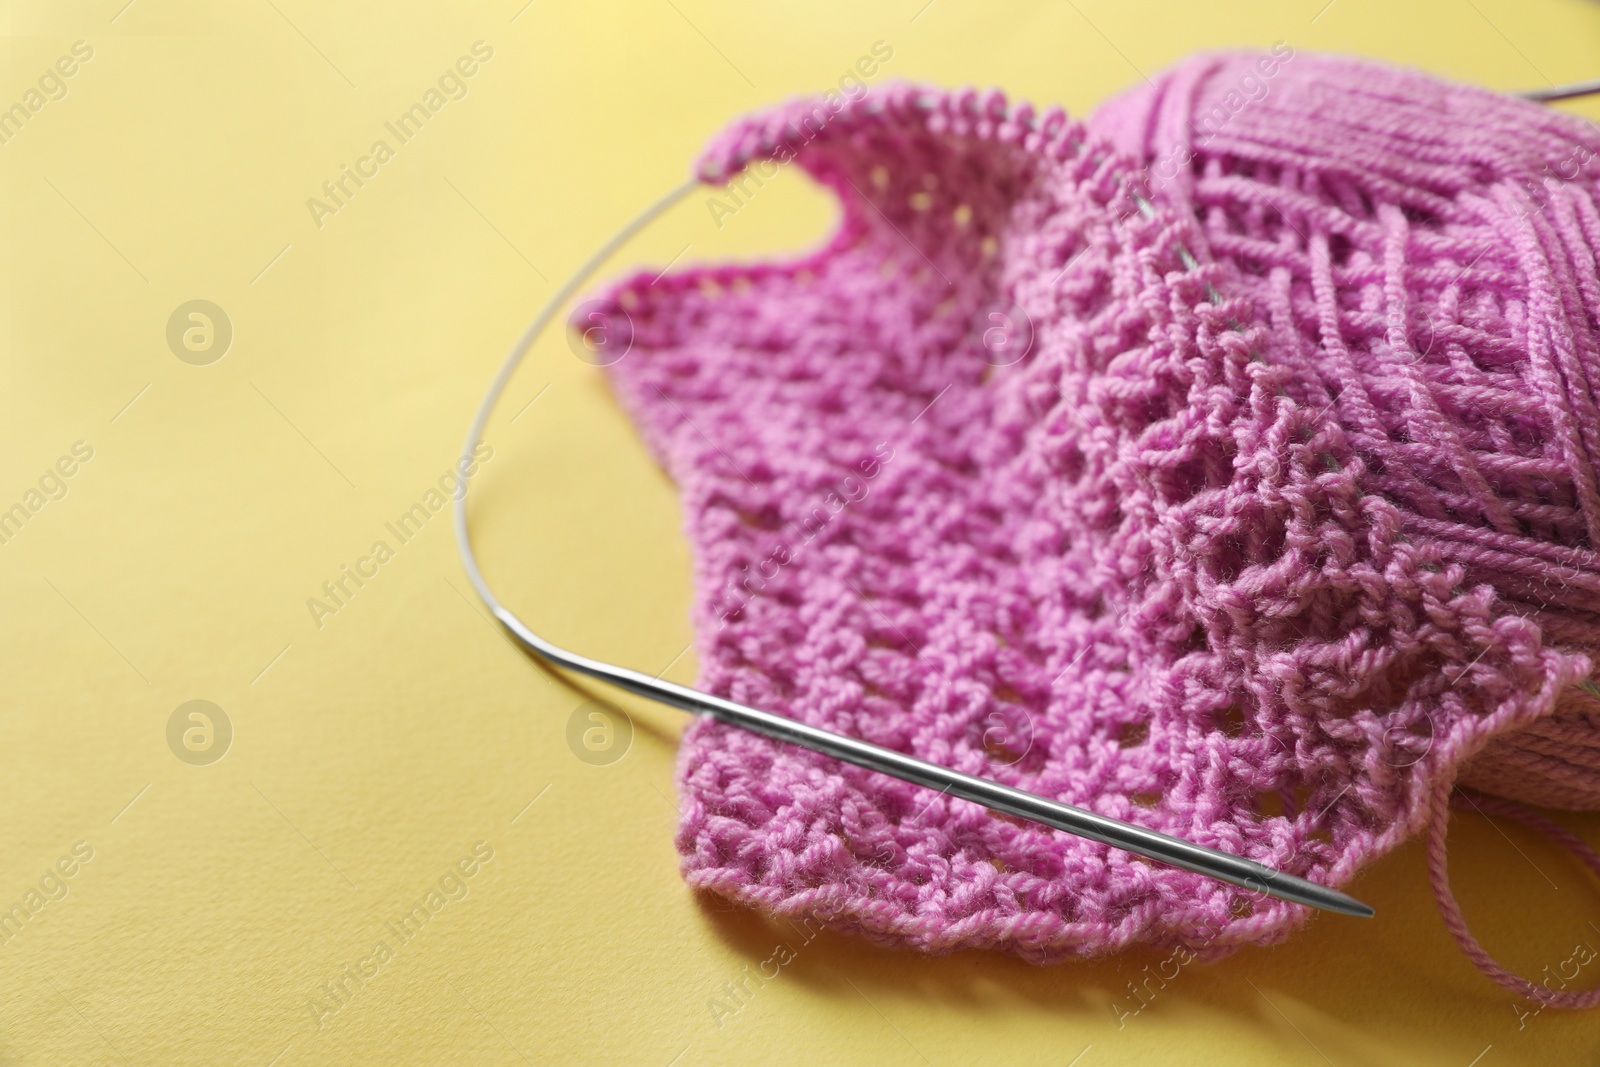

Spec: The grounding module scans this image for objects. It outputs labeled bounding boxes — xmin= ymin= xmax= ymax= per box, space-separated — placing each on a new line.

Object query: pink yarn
xmin=585 ymin=53 xmax=1600 ymax=1001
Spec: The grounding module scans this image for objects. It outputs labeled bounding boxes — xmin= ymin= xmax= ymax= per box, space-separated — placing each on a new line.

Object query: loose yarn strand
xmin=1428 ymin=782 xmax=1600 ymax=1008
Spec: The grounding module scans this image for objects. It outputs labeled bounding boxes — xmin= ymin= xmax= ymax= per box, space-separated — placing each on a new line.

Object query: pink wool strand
xmin=1428 ymin=785 xmax=1600 ymax=1008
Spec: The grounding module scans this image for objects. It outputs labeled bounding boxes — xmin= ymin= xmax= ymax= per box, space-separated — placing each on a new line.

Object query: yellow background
xmin=3 ymin=0 xmax=1600 ymax=1062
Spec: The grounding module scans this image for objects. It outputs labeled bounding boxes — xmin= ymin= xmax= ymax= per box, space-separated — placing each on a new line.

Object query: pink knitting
xmin=584 ymin=53 xmax=1600 ymax=999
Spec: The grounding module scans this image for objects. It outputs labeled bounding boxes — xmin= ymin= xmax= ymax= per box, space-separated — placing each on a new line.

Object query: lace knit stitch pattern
xmin=589 ymin=53 xmax=1600 ymax=962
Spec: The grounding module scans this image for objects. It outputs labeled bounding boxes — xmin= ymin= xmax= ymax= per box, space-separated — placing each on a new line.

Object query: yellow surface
xmin=3 ymin=0 xmax=1600 ymax=1063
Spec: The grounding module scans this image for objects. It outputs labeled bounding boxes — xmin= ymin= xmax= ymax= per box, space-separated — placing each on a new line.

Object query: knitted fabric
xmin=587 ymin=53 xmax=1600 ymax=971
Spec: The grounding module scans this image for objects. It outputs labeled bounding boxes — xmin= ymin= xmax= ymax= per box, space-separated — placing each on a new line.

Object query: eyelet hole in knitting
xmin=1217 ymin=703 xmax=1250 ymax=737
xmin=870 ymin=164 xmax=889 ymax=190
xmin=1209 ymin=533 xmax=1248 ymax=583
xmin=1165 ymin=458 xmax=1202 ymax=503
xmin=1116 ymin=721 xmax=1149 ymax=749
xmin=953 ymin=203 xmax=972 ymax=227
xmin=909 ymin=191 xmax=933 ymax=211
xmin=865 ymin=633 xmax=911 ymax=654
xmin=1256 ymin=516 xmax=1287 ymax=562
xmin=734 ymin=506 xmax=782 ymax=531
xmin=1130 ymin=791 xmax=1162 ymax=809
xmin=1256 ymin=790 xmax=1287 ymax=820
xmin=1290 ymin=784 xmax=1339 ymax=847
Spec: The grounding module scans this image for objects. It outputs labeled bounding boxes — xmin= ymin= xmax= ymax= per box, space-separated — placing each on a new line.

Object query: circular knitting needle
xmin=454 ymin=176 xmax=1376 ymax=920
